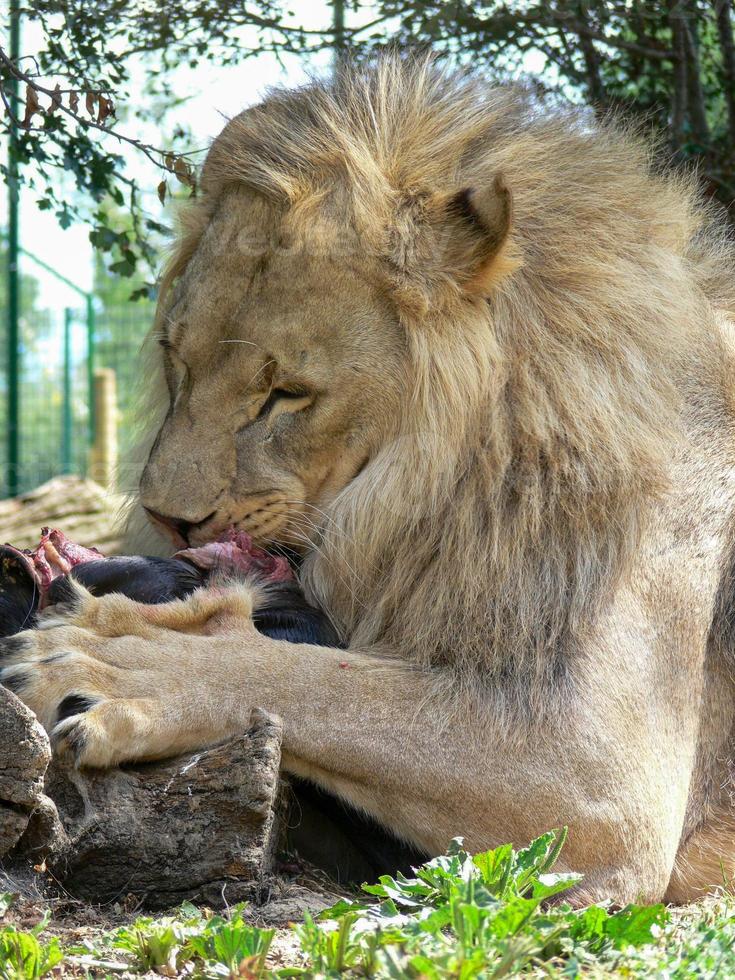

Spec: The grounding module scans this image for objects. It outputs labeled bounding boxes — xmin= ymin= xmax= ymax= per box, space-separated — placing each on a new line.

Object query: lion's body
xmin=4 ymin=58 xmax=735 ymax=903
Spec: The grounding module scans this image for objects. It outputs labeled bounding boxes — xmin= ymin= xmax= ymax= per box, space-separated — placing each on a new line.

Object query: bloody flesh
xmin=175 ymin=529 xmax=293 ymax=584
xmin=3 ymin=527 xmax=293 ymax=608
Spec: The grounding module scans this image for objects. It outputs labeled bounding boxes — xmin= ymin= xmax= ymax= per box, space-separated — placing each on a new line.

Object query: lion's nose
xmin=143 ymin=507 xmax=216 ymax=546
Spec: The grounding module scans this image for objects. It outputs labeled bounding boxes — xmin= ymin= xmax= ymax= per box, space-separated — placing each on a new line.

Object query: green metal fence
xmin=0 ymin=240 xmax=155 ymax=498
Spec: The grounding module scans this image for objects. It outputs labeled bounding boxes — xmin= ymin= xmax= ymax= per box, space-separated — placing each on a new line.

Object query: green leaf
xmin=529 ymin=872 xmax=584 ymax=900
xmin=604 ymin=903 xmax=669 ymax=948
xmin=473 ymin=844 xmax=514 ymax=896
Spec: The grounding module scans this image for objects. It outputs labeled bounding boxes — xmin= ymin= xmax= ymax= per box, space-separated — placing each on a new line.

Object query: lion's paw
xmin=0 ymin=615 xmax=151 ymax=740
xmin=51 ymin=698 xmax=154 ymax=768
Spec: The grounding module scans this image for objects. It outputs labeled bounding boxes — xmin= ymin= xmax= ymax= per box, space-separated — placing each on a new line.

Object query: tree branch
xmin=542 ymin=7 xmax=674 ymax=60
xmin=0 ymin=46 xmax=203 ymax=180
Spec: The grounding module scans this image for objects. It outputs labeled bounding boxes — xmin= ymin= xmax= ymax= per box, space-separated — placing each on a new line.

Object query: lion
xmin=2 ymin=54 xmax=735 ymax=904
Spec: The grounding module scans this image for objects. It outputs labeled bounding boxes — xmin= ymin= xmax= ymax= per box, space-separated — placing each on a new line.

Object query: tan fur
xmin=5 ymin=56 xmax=735 ymax=904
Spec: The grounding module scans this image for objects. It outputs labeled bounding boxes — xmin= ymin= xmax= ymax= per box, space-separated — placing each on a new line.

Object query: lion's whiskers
xmin=275 ymin=514 xmax=365 ymax=610
xmin=281 ymin=507 xmax=368 ymax=591
xmin=281 ymin=499 xmax=374 ymax=573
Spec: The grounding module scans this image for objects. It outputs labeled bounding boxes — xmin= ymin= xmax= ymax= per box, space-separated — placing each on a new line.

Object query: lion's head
xmin=139 ymin=110 xmax=516 ymax=552
xmin=130 ymin=56 xmax=732 ymax=675
xmin=139 ymin=187 xmax=410 ymax=549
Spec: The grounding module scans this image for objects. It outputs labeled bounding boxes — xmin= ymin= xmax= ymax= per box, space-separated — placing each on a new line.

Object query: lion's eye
xmin=256 ymin=388 xmax=310 ymax=421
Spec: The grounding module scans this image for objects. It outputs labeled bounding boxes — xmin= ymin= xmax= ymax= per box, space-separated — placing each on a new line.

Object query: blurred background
xmin=0 ymin=1 xmax=733 ymax=531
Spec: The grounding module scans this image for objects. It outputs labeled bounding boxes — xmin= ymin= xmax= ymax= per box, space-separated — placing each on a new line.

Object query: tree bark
xmin=681 ymin=6 xmax=710 ymax=145
xmin=668 ymin=1 xmax=689 ymax=149
xmin=714 ymin=0 xmax=735 ymax=145
xmin=574 ymin=4 xmax=606 ymax=108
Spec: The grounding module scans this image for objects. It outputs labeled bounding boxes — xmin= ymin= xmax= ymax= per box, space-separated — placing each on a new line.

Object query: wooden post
xmin=88 ymin=368 xmax=118 ymax=489
xmin=6 ymin=0 xmax=21 ymax=497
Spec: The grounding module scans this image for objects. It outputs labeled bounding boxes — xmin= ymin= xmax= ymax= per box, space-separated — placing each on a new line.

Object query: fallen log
xmin=0 ymin=686 xmax=51 ymax=856
xmin=0 ymin=476 xmax=124 ymax=554
xmin=1 ymin=687 xmax=285 ymax=909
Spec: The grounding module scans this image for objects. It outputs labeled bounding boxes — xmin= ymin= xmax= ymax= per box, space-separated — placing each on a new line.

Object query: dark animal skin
xmin=0 ymin=547 xmax=40 ymax=637
xmin=0 ymin=549 xmax=342 ymax=649
xmin=0 ymin=545 xmax=424 ymax=882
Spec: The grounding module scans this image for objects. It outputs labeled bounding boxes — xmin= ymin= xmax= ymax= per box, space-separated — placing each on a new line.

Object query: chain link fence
xmin=0 ymin=240 xmax=155 ymax=498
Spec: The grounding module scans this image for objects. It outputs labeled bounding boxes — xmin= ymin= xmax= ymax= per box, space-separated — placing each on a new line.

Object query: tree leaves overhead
xmin=0 ymin=0 xmax=733 ymax=292
xmin=376 ymin=1 xmax=735 ymax=216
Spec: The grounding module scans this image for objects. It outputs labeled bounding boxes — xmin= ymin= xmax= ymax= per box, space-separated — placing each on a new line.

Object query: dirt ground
xmin=0 ymin=856 xmax=348 ymax=974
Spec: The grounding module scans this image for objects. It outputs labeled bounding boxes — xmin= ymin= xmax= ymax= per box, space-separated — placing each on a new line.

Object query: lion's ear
xmin=439 ymin=175 xmax=520 ymax=296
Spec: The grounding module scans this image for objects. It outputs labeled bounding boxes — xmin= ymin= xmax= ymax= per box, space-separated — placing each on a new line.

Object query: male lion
xmin=3 ymin=56 xmax=735 ymax=904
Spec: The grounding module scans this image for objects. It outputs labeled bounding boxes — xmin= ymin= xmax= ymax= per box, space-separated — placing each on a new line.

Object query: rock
xmin=44 ymin=708 xmax=284 ymax=909
xmin=0 ymin=685 xmax=52 ymax=856
xmin=1 ymin=685 xmax=284 ymax=909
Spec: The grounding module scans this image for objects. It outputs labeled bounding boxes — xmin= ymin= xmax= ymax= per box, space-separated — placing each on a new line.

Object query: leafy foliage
xmin=0 ymin=910 xmax=63 ymax=980
xmin=379 ymin=0 xmax=735 ymax=218
xmin=295 ymin=831 xmax=668 ymax=977
xmin=113 ymin=914 xmax=190 ymax=972
xmin=5 ymin=832 xmax=722 ymax=978
xmin=1 ymin=1 xmax=733 ymax=289
xmin=185 ymin=906 xmax=275 ymax=976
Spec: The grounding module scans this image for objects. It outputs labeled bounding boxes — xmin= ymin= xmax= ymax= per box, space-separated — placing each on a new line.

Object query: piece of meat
xmin=1 ymin=527 xmax=342 ymax=648
xmin=2 ymin=528 xmax=103 ymax=600
xmin=1 ymin=529 xmax=107 ymax=635
xmin=32 ymin=527 xmax=104 ymax=594
xmin=3 ymin=527 xmax=291 ymax=612
xmin=175 ymin=529 xmax=294 ymax=584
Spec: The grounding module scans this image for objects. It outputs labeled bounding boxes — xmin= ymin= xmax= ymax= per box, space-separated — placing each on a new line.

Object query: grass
xmin=0 ymin=829 xmax=733 ymax=978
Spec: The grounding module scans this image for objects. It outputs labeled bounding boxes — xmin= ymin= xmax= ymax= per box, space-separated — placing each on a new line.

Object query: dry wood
xmin=0 ymin=475 xmax=124 ymax=553
xmin=1 ymin=689 xmax=285 ymax=909
xmin=88 ymin=369 xmax=119 ymax=491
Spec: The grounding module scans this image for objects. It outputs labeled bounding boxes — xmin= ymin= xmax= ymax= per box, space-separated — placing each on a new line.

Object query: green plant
xmin=292 ymin=830 xmax=668 ymax=978
xmin=0 ymin=916 xmax=64 ymax=980
xmin=185 ymin=905 xmax=274 ymax=977
xmin=6 ymin=831 xmax=734 ymax=977
xmin=113 ymin=914 xmax=190 ymax=973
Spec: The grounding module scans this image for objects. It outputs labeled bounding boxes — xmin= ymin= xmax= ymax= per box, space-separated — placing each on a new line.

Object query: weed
xmin=0 ymin=913 xmax=63 ymax=980
xmin=3 ymin=830 xmax=734 ymax=977
xmin=186 ymin=905 xmax=275 ymax=976
xmin=113 ymin=914 xmax=191 ymax=973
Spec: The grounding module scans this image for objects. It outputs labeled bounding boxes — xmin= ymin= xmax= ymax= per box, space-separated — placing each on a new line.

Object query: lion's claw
xmin=50 ymin=699 xmax=156 ymax=768
xmin=56 ymin=692 xmax=99 ymax=723
xmin=51 ymin=713 xmax=92 ymax=765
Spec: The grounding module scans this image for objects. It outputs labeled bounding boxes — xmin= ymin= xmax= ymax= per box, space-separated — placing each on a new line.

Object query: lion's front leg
xmin=0 ymin=582 xmax=688 ymax=903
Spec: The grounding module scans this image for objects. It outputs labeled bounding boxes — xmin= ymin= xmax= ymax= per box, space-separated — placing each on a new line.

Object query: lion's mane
xmin=135 ymin=57 xmax=735 ymax=699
